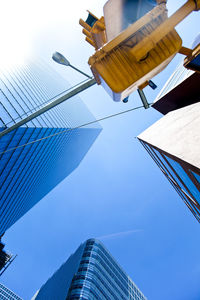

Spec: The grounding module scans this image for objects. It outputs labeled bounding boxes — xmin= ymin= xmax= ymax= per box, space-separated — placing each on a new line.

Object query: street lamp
xmin=52 ymin=52 xmax=92 ymax=79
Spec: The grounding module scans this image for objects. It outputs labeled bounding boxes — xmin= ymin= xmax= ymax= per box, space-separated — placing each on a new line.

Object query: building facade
xmin=0 ymin=59 xmax=101 ymax=235
xmin=138 ymin=56 xmax=200 ymax=222
xmin=0 ymin=282 xmax=23 ymax=300
xmin=33 ymin=239 xmax=147 ymax=300
xmin=0 ymin=241 xmax=12 ymax=275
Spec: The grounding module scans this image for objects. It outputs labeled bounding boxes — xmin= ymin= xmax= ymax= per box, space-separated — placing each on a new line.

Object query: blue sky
xmin=1 ymin=1 xmax=200 ymax=299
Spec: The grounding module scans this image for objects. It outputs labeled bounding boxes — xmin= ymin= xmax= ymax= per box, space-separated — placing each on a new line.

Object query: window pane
xmin=165 ymin=156 xmax=200 ymax=203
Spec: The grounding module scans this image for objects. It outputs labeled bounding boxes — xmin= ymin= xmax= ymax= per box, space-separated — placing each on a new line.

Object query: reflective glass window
xmin=190 ymin=170 xmax=200 ymax=184
xmin=164 ymin=156 xmax=200 ymax=203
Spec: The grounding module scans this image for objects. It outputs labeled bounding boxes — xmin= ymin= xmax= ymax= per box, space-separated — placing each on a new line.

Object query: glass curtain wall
xmin=0 ymin=58 xmax=102 ymax=235
xmin=139 ymin=140 xmax=200 ymax=222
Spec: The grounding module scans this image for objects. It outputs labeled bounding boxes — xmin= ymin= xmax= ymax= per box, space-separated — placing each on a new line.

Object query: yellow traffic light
xmin=79 ymin=11 xmax=107 ymax=50
xmin=80 ymin=0 xmax=200 ymax=102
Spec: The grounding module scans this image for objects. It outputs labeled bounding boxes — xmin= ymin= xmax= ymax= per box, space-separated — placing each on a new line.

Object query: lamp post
xmin=52 ymin=52 xmax=92 ymax=79
xmin=0 ymin=53 xmax=96 ymax=139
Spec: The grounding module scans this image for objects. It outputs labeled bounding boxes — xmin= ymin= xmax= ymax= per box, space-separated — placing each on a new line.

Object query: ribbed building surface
xmin=0 ymin=59 xmax=101 ymax=235
xmin=0 ymin=283 xmax=23 ymax=300
xmin=33 ymin=239 xmax=147 ymax=300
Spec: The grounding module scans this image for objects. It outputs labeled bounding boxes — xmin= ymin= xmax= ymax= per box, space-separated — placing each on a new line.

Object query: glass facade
xmin=0 ymin=283 xmax=23 ymax=300
xmin=0 ymin=59 xmax=102 ymax=235
xmin=33 ymin=239 xmax=147 ymax=300
xmin=154 ymin=61 xmax=194 ymax=101
xmin=139 ymin=140 xmax=200 ymax=222
xmin=152 ymin=48 xmax=200 ymax=115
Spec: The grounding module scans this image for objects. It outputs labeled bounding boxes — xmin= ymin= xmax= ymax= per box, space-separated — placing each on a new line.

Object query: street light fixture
xmin=52 ymin=52 xmax=92 ymax=79
xmin=52 ymin=52 xmax=70 ymax=66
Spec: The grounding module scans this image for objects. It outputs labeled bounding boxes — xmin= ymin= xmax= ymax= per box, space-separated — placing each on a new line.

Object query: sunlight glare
xmin=0 ymin=1 xmax=34 ymax=68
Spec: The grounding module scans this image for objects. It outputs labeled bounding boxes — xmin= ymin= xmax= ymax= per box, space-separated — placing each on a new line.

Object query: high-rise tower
xmin=0 ymin=282 xmax=23 ymax=300
xmin=33 ymin=238 xmax=147 ymax=300
xmin=138 ymin=36 xmax=200 ymax=222
xmin=0 ymin=59 xmax=101 ymax=235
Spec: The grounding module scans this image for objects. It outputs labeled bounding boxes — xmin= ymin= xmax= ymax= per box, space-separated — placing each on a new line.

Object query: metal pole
xmin=137 ymin=89 xmax=149 ymax=109
xmin=69 ymin=64 xmax=92 ymax=79
xmin=0 ymin=78 xmax=96 ymax=139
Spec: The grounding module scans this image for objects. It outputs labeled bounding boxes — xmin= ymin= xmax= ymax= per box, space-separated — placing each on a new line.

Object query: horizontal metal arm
xmin=0 ymin=78 xmax=96 ymax=139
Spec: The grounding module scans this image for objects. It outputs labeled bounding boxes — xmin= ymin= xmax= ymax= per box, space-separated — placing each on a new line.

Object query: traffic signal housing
xmin=80 ymin=0 xmax=200 ymax=102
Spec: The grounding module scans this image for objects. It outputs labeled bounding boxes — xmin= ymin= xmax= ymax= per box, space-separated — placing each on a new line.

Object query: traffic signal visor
xmin=184 ymin=43 xmax=200 ymax=72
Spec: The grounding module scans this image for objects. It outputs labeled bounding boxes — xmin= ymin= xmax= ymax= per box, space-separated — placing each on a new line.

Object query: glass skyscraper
xmin=0 ymin=59 xmax=101 ymax=235
xmin=138 ymin=50 xmax=200 ymax=222
xmin=33 ymin=238 xmax=147 ymax=300
xmin=0 ymin=282 xmax=23 ymax=300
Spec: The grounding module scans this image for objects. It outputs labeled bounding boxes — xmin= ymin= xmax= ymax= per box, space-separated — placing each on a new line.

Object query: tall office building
xmin=0 ymin=59 xmax=101 ymax=235
xmin=138 ymin=48 xmax=200 ymax=222
xmin=33 ymin=238 xmax=147 ymax=300
xmin=0 ymin=282 xmax=23 ymax=300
